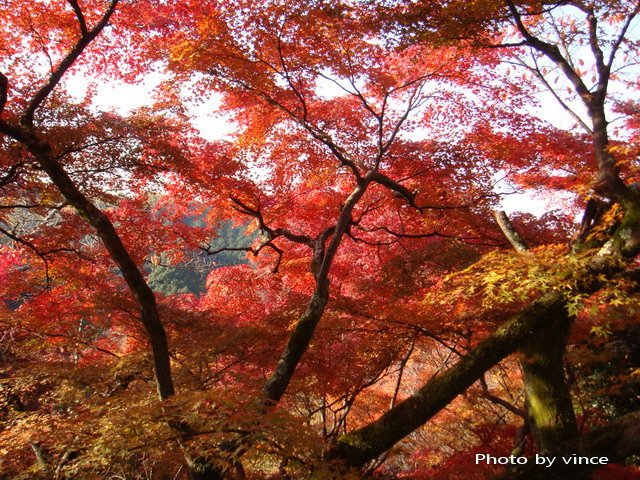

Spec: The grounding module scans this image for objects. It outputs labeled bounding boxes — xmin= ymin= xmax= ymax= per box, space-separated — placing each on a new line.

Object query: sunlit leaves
xmin=1 ymin=0 xmax=639 ymax=478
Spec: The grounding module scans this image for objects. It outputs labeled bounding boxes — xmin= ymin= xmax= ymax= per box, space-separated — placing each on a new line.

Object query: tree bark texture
xmin=493 ymin=209 xmax=578 ymax=453
xmin=330 ymin=291 xmax=568 ymax=467
xmin=262 ymin=289 xmax=328 ymax=402
xmin=520 ymin=313 xmax=578 ymax=453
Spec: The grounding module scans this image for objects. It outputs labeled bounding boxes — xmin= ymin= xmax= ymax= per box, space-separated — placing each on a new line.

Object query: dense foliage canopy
xmin=1 ymin=1 xmax=639 ymax=479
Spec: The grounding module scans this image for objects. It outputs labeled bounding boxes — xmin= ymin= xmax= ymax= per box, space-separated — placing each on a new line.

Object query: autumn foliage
xmin=1 ymin=1 xmax=640 ymax=479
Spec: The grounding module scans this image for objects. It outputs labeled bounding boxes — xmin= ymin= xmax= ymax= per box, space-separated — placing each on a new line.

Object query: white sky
xmin=62 ymin=60 xmax=607 ymax=222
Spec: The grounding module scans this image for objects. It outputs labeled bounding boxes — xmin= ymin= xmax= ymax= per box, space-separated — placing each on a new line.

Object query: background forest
xmin=1 ymin=1 xmax=640 ymax=479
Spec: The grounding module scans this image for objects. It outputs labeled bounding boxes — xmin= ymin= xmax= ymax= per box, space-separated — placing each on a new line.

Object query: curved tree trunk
xmin=32 ymin=136 xmax=175 ymax=399
xmin=262 ymin=177 xmax=369 ymax=404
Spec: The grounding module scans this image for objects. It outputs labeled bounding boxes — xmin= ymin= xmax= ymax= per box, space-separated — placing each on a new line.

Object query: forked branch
xmin=21 ymin=0 xmax=119 ymax=126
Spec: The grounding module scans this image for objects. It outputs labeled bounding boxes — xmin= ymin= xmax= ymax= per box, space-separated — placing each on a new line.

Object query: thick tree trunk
xmin=520 ymin=314 xmax=578 ymax=453
xmin=328 ymin=291 xmax=568 ymax=468
xmin=326 ymin=207 xmax=640 ymax=472
xmin=589 ymin=102 xmax=628 ymax=202
xmin=493 ymin=209 xmax=579 ymax=453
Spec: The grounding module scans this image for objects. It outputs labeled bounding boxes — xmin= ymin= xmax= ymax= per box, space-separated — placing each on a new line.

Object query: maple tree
xmin=1 ymin=1 xmax=639 ymax=479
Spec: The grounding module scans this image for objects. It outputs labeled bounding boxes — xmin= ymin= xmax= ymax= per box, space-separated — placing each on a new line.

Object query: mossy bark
xmin=520 ymin=313 xmax=578 ymax=453
xmin=609 ymin=200 xmax=640 ymax=257
xmin=262 ymin=179 xmax=368 ymax=405
xmin=329 ymin=292 xmax=567 ymax=468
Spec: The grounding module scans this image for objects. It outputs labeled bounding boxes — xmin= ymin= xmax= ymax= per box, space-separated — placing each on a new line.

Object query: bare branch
xmin=0 ymin=224 xmax=89 ymax=262
xmin=504 ymin=0 xmax=593 ymax=102
xmin=607 ymin=3 xmax=640 ymax=70
xmin=6 ymin=323 xmax=122 ymax=359
xmin=391 ymin=340 xmax=415 ymax=409
xmin=482 ymin=40 xmax=529 ymax=48
xmin=262 ymin=178 xmax=370 ymax=403
xmin=586 ymin=7 xmax=606 ymax=77
xmin=21 ymin=0 xmax=119 ymax=126
xmin=479 ymin=375 xmax=527 ymax=418
xmin=368 ymin=171 xmax=421 ymax=210
xmin=377 ymin=84 xmax=428 ymax=167
xmin=229 ymin=195 xmax=314 ymax=247
xmin=526 ymin=56 xmax=592 ymax=133
xmin=210 ymin=66 xmax=364 ymax=180
xmin=274 ymin=27 xmax=308 ymax=122
xmin=345 ymin=228 xmax=397 ymax=246
xmin=368 ymin=170 xmax=468 ymax=211
xmin=202 ymin=241 xmax=284 ymax=274
xmin=30 ymin=443 xmax=48 ymax=474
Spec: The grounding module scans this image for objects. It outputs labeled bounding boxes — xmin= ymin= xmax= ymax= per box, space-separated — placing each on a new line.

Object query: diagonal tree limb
xmin=329 ymin=291 xmax=568 ymax=467
xmin=494 ymin=210 xmax=528 ymax=252
xmin=0 ymin=121 xmax=175 ymax=400
xmin=21 ymin=0 xmax=119 ymax=126
xmin=262 ymin=176 xmax=370 ymax=403
xmin=66 ymin=0 xmax=88 ymax=36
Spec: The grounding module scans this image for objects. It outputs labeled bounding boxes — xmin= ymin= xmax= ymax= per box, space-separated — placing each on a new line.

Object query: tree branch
xmin=229 ymin=195 xmax=314 ymax=247
xmin=0 ymin=162 xmax=24 ymax=188
xmin=493 ymin=210 xmax=528 ymax=252
xmin=66 ymin=0 xmax=88 ymax=35
xmin=262 ymin=177 xmax=370 ymax=403
xmin=329 ymin=291 xmax=567 ymax=467
xmin=21 ymin=0 xmax=119 ymax=126
xmin=504 ymin=0 xmax=592 ymax=102
xmin=202 ymin=241 xmax=284 ymax=273
xmin=479 ymin=374 xmax=527 ymax=418
xmin=607 ymin=3 xmax=640 ymax=70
